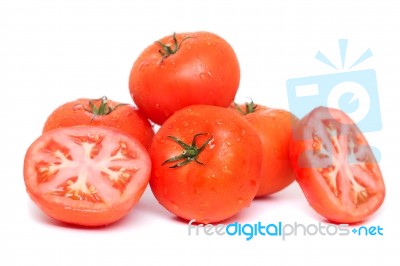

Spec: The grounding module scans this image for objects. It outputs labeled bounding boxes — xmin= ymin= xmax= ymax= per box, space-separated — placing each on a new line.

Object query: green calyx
xmin=80 ymin=96 xmax=126 ymax=121
xmin=162 ymin=133 xmax=214 ymax=168
xmin=234 ymin=100 xmax=258 ymax=115
xmin=156 ymin=32 xmax=191 ymax=62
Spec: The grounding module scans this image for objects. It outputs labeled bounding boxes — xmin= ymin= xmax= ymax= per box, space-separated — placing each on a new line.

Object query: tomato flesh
xmin=290 ymin=107 xmax=385 ymax=223
xmin=24 ymin=126 xmax=151 ymax=226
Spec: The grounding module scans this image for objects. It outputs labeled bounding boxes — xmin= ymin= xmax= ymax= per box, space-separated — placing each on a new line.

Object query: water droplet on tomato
xmin=238 ymin=198 xmax=244 ymax=204
xmin=199 ymin=71 xmax=212 ymax=80
xmin=72 ymin=104 xmax=84 ymax=111
xmin=172 ymin=202 xmax=180 ymax=210
xmin=138 ymin=62 xmax=149 ymax=72
xmin=155 ymin=103 xmax=160 ymax=109
xmin=250 ymin=179 xmax=257 ymax=189
xmin=163 ymin=186 xmax=168 ymax=195
xmin=203 ymin=219 xmax=210 ymax=224
xmin=208 ymin=139 xmax=215 ymax=149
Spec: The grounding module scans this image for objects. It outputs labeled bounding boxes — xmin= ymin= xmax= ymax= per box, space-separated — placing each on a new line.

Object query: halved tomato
xmin=290 ymin=107 xmax=385 ymax=224
xmin=24 ymin=126 xmax=151 ymax=226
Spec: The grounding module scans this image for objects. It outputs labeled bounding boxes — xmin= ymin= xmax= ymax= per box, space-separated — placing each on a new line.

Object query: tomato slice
xmin=290 ymin=107 xmax=385 ymax=224
xmin=24 ymin=126 xmax=151 ymax=226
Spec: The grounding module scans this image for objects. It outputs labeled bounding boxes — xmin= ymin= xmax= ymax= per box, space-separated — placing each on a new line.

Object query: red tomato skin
xmin=149 ymin=105 xmax=262 ymax=223
xmin=289 ymin=107 xmax=385 ymax=224
xmin=231 ymin=104 xmax=299 ymax=197
xmin=247 ymin=109 xmax=298 ymax=196
xmin=129 ymin=31 xmax=240 ymax=125
xmin=24 ymin=126 xmax=151 ymax=227
xmin=43 ymin=98 xmax=154 ymax=149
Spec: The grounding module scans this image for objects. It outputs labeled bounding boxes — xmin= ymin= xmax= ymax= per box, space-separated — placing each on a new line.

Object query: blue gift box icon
xmin=286 ymin=40 xmax=382 ymax=133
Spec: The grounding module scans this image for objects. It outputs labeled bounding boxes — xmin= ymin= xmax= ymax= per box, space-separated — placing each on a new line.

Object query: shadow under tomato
xmin=254 ymin=182 xmax=303 ymax=201
xmin=164 ymin=184 xmax=304 ymax=226
xmin=166 ymin=204 xmax=267 ymax=226
xmin=170 ymin=215 xmax=191 ymax=224
xmin=253 ymin=194 xmax=277 ymax=201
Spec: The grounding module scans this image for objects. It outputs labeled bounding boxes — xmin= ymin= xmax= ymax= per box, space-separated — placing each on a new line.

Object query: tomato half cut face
xmin=24 ymin=126 xmax=151 ymax=226
xmin=290 ymin=107 xmax=385 ymax=224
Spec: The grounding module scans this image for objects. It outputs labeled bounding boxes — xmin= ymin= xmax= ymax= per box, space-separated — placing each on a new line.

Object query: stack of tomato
xmin=23 ymin=31 xmax=385 ymax=227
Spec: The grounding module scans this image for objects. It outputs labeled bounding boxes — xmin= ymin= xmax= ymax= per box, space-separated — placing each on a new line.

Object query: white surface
xmin=1 ymin=0 xmax=399 ymax=265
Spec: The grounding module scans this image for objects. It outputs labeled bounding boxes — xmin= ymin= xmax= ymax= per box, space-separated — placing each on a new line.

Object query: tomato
xmin=289 ymin=106 xmax=385 ymax=224
xmin=43 ymin=96 xmax=154 ymax=148
xmin=24 ymin=126 xmax=151 ymax=226
xmin=129 ymin=31 xmax=240 ymax=125
xmin=149 ymin=105 xmax=262 ymax=223
xmin=231 ymin=101 xmax=299 ymax=197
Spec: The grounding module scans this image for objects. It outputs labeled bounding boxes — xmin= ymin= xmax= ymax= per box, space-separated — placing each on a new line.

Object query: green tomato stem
xmin=156 ymin=32 xmax=191 ymax=62
xmin=162 ymin=133 xmax=213 ymax=168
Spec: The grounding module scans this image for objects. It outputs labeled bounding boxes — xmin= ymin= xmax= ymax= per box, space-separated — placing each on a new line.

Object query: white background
xmin=1 ymin=0 xmax=399 ymax=265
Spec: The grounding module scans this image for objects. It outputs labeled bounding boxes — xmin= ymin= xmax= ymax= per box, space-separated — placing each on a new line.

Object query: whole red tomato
xmin=43 ymin=96 xmax=154 ymax=148
xmin=129 ymin=31 xmax=240 ymax=125
xmin=231 ymin=101 xmax=298 ymax=197
xmin=149 ymin=105 xmax=262 ymax=223
xmin=290 ymin=107 xmax=385 ymax=223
